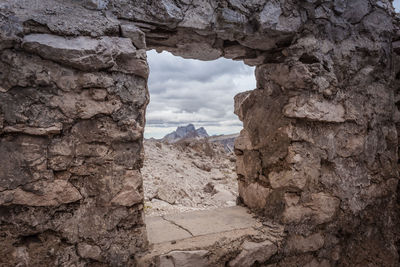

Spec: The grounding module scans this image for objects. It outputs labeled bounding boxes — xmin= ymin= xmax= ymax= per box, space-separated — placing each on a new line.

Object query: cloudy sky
xmin=395 ymin=0 xmax=400 ymax=11
xmin=144 ymin=50 xmax=256 ymax=139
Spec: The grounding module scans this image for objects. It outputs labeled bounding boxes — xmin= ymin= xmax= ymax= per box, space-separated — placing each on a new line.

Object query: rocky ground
xmin=142 ymin=139 xmax=238 ymax=216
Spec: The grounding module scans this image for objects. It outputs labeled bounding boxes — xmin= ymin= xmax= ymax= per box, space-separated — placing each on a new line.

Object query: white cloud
xmin=144 ymin=50 xmax=256 ymax=138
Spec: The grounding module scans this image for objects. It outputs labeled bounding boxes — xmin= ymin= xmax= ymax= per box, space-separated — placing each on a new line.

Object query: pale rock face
xmin=49 ymin=90 xmax=122 ymax=119
xmin=121 ymin=23 xmax=147 ymax=49
xmin=286 ymin=233 xmax=325 ymax=253
xmin=83 ymin=0 xmax=109 ymax=10
xmin=229 ymin=240 xmax=277 ymax=267
xmin=258 ymin=1 xmax=282 ymax=31
xmin=77 ymin=243 xmax=102 ymax=261
xmin=178 ymin=0 xmax=215 ymax=30
xmin=158 ymin=250 xmax=209 ymax=267
xmin=283 ymin=96 xmax=346 ymax=122
xmin=0 ymin=180 xmax=82 ymax=206
xmin=22 ymin=34 xmax=149 ymax=78
xmin=269 ymin=170 xmax=307 ymax=190
xmin=234 ymin=129 xmax=252 ymax=151
xmin=3 ymin=123 xmax=62 ymax=136
xmin=238 ymin=181 xmax=270 ymax=209
xmin=283 ymin=193 xmax=340 ymax=225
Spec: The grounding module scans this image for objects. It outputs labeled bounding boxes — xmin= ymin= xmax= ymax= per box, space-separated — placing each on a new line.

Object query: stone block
xmin=283 ymin=193 xmax=340 ymax=225
xmin=0 ymin=180 xmax=82 ymax=206
xmin=121 ymin=24 xmax=146 ymax=49
xmin=158 ymin=250 xmax=209 ymax=267
xmin=238 ymin=181 xmax=270 ymax=209
xmin=77 ymin=243 xmax=102 ymax=261
xmin=286 ymin=233 xmax=325 ymax=253
xmin=229 ymin=240 xmax=277 ymax=267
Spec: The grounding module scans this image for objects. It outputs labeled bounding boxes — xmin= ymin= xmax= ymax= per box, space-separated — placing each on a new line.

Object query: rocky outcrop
xmin=208 ymin=133 xmax=239 ymax=153
xmin=0 ymin=0 xmax=399 ymax=266
xmin=142 ymin=139 xmax=237 ymax=216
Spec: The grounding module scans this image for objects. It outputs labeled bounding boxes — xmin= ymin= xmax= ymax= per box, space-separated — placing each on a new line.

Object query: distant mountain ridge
xmin=161 ymin=124 xmax=239 ymax=153
xmin=162 ymin=124 xmax=209 ymax=143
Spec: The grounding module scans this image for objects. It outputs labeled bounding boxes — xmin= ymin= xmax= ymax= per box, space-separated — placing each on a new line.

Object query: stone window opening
xmin=141 ymin=50 xmax=263 ymax=247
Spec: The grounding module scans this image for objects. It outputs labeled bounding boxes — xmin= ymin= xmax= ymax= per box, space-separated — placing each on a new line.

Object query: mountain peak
xmin=162 ymin=124 xmax=209 ymax=143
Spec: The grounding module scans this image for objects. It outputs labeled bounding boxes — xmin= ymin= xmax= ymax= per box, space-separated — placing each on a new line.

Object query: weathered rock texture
xmin=0 ymin=0 xmax=399 ymax=266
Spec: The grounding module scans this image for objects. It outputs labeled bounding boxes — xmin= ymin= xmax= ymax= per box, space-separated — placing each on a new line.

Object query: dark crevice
xmin=223 ymin=40 xmax=240 ymax=47
xmin=396 ymin=71 xmax=400 ymax=80
xmin=299 ymin=53 xmax=320 ymax=64
xmin=14 ymin=233 xmax=41 ymax=246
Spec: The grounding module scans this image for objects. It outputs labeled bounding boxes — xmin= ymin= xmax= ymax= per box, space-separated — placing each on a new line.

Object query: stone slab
xmin=145 ymin=215 xmax=192 ymax=244
xmin=163 ymin=206 xmax=258 ymax=236
xmin=146 ymin=206 xmax=260 ymax=244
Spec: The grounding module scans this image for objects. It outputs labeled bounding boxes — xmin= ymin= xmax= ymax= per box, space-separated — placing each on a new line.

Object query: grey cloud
xmin=145 ymin=50 xmax=256 ymax=137
xmin=147 ymin=50 xmax=253 ymax=84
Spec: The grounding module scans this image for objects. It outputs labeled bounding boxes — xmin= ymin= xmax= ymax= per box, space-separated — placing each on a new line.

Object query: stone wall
xmin=0 ymin=1 xmax=149 ymax=265
xmin=0 ymin=0 xmax=399 ymax=266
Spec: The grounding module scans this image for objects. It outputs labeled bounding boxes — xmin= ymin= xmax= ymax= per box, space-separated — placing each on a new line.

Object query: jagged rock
xmin=158 ymin=250 xmax=209 ymax=267
xmin=121 ymin=23 xmax=147 ymax=49
xmin=192 ymin=161 xmax=212 ymax=172
xmin=208 ymin=133 xmax=239 ymax=153
xmin=22 ymin=34 xmax=148 ymax=78
xmin=268 ymin=170 xmax=307 ymax=190
xmin=0 ymin=180 xmax=82 ymax=206
xmin=82 ymin=0 xmax=109 ymax=10
xmin=77 ymin=243 xmax=102 ymax=261
xmin=229 ymin=240 xmax=277 ymax=267
xmin=111 ymin=189 xmax=143 ymax=206
xmin=286 ymin=233 xmax=325 ymax=253
xmin=283 ymin=193 xmax=340 ymax=225
xmin=283 ymin=96 xmax=346 ymax=122
xmin=238 ymin=181 xmax=270 ymax=209
xmin=156 ymin=187 xmax=177 ymax=205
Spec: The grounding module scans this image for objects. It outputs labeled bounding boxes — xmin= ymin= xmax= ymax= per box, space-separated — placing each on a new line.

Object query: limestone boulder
xmin=234 ymin=129 xmax=252 ymax=151
xmin=158 ymin=250 xmax=209 ymax=267
xmin=22 ymin=34 xmax=149 ymax=78
xmin=0 ymin=180 xmax=82 ymax=206
xmin=283 ymin=96 xmax=346 ymax=123
xmin=178 ymin=0 xmax=216 ymax=30
xmin=268 ymin=170 xmax=307 ymax=190
xmin=238 ymin=181 xmax=270 ymax=209
xmin=283 ymin=193 xmax=340 ymax=225
xmin=77 ymin=243 xmax=102 ymax=261
xmin=49 ymin=90 xmax=122 ymax=120
xmin=111 ymin=189 xmax=143 ymax=207
xmin=121 ymin=23 xmax=146 ymax=49
xmin=286 ymin=233 xmax=325 ymax=253
xmin=229 ymin=240 xmax=277 ymax=267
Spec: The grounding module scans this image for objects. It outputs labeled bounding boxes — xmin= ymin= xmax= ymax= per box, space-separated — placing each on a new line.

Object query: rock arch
xmin=0 ymin=0 xmax=399 ymax=266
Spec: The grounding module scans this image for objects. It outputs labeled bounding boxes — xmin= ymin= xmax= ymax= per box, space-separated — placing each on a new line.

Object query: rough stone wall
xmin=0 ymin=1 xmax=149 ymax=266
xmin=0 ymin=0 xmax=399 ymax=266
xmin=234 ymin=1 xmax=400 ymax=265
xmin=235 ymin=1 xmax=400 ymax=265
